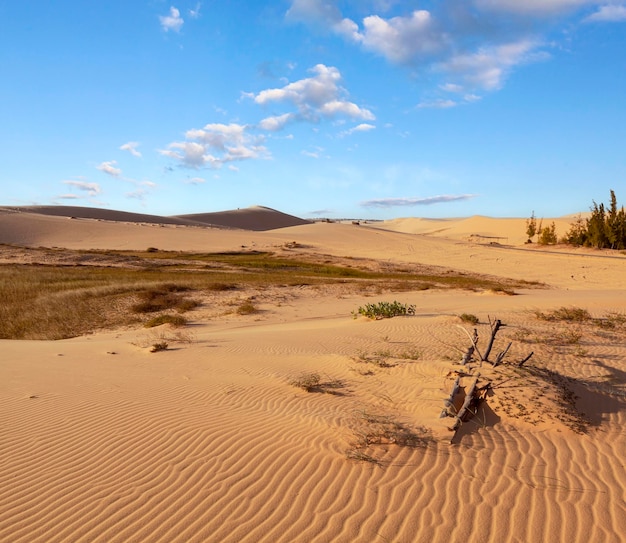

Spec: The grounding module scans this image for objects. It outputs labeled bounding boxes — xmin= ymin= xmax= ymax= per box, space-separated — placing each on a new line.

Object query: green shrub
xmin=538 ymin=222 xmax=558 ymax=245
xmin=460 ymin=313 xmax=479 ymax=325
xmin=355 ymin=301 xmax=416 ymax=320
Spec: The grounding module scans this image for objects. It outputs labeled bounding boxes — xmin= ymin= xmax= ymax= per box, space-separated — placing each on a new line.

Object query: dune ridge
xmin=0 ymin=206 xmax=625 ymax=542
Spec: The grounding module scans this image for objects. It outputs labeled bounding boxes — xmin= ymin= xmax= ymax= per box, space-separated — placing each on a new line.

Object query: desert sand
xmin=0 ymin=206 xmax=624 ymax=542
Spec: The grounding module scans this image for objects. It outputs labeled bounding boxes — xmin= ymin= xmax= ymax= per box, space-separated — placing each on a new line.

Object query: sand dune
xmin=1 ymin=206 xmax=625 ymax=542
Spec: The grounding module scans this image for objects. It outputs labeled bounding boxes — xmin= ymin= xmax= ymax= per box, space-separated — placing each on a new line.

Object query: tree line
xmin=526 ymin=190 xmax=626 ymax=249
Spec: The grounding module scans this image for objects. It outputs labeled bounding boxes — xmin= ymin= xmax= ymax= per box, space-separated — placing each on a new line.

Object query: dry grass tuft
xmin=289 ymin=372 xmax=345 ymax=394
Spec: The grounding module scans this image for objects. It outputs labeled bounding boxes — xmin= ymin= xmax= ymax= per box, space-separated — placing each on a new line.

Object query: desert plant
xmin=144 ymin=314 xmax=188 ymax=328
xmin=526 ymin=211 xmax=537 ymax=243
xmin=236 ymin=299 xmax=258 ymax=315
xmin=354 ymin=301 xmax=416 ymax=320
xmin=535 ymin=307 xmax=591 ymax=322
xmin=396 ymin=347 xmax=421 ymax=361
xmin=460 ymin=313 xmax=479 ymax=325
xmin=289 ymin=372 xmax=344 ymax=393
xmin=537 ymin=222 xmax=558 ymax=245
xmin=150 ymin=341 xmax=169 ymax=352
xmin=131 ymin=284 xmax=193 ymax=314
xmin=353 ymin=350 xmax=394 ymax=368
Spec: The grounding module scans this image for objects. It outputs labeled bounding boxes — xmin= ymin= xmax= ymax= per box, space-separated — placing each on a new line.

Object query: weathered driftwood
xmin=440 ymin=376 xmax=461 ymax=418
xmin=494 ymin=341 xmax=512 ymax=367
xmin=482 ymin=319 xmax=504 ymax=362
xmin=461 ymin=329 xmax=478 ymax=365
xmin=517 ymin=352 xmax=534 ymax=367
xmin=452 ymin=375 xmax=480 ymax=431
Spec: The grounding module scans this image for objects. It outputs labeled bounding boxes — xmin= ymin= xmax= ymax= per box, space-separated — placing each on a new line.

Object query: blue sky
xmin=1 ymin=1 xmax=625 ymax=219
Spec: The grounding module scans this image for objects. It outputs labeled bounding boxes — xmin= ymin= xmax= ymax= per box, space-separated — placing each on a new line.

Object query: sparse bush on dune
xmin=144 ymin=314 xmax=188 ymax=328
xmin=354 ymin=301 xmax=416 ymax=320
xmin=460 ymin=313 xmax=479 ymax=325
xmin=535 ymin=306 xmax=591 ymax=323
xmin=289 ymin=372 xmax=344 ymax=393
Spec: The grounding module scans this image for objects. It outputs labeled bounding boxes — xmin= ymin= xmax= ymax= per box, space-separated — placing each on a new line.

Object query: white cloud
xmin=352 ymin=123 xmax=376 ymax=132
xmin=120 ymin=141 xmax=142 ymax=157
xmin=284 ymin=0 xmax=594 ymax=98
xmin=253 ymin=64 xmax=375 ymax=122
xmin=359 ymin=10 xmax=447 ymax=63
xmin=361 ymin=194 xmax=478 ymax=207
xmin=440 ymin=83 xmax=464 ymax=93
xmin=340 ymin=123 xmax=376 ymax=136
xmin=159 ymin=141 xmax=215 ymax=168
xmin=160 ymin=6 xmax=184 ymax=32
xmin=63 ymin=180 xmax=102 ymax=197
xmin=96 ymin=160 xmax=121 ymax=177
xmin=439 ymin=39 xmax=546 ymax=90
xmin=160 ymin=123 xmax=269 ymax=169
xmin=189 ymin=2 xmax=202 ymax=18
xmin=417 ymin=99 xmax=458 ymax=109
xmin=258 ymin=113 xmax=297 ymax=131
xmin=585 ymin=4 xmax=626 ymax=21
xmin=57 ymin=194 xmax=80 ymax=200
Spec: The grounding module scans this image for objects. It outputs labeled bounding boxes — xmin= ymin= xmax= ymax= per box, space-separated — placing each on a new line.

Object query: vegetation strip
xmin=1 ymin=245 xmax=539 ymax=340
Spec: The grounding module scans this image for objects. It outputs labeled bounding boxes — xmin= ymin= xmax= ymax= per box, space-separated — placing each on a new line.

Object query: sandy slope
xmin=1 ymin=207 xmax=625 ymax=542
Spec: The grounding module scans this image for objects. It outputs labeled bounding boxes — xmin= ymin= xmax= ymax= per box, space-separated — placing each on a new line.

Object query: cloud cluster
xmin=61 ymin=180 xmax=102 ymax=199
xmin=159 ymin=123 xmax=269 ymax=169
xmin=161 ymin=65 xmax=375 ymax=170
xmin=585 ymin=4 xmax=626 ymax=21
xmin=96 ymin=160 xmax=121 ymax=177
xmin=160 ymin=6 xmax=184 ymax=32
xmin=120 ymin=141 xmax=142 ymax=158
xmin=253 ymin=64 xmax=375 ymax=126
xmin=286 ymin=0 xmax=625 ymax=97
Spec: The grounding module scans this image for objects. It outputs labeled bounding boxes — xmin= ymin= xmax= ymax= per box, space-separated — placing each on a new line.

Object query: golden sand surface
xmin=1 ymin=207 xmax=624 ymax=542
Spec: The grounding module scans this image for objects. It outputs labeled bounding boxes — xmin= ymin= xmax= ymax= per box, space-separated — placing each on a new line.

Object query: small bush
xmin=150 ymin=341 xmax=169 ymax=352
xmin=132 ymin=285 xmax=196 ymax=314
xmin=289 ymin=372 xmax=344 ymax=393
xmin=354 ymin=350 xmax=394 ymax=368
xmin=397 ymin=348 xmax=421 ymax=361
xmin=175 ymin=299 xmax=201 ymax=313
xmin=535 ymin=307 xmax=591 ymax=322
xmin=460 ymin=313 xmax=479 ymax=325
xmin=355 ymin=301 xmax=416 ymax=320
xmin=144 ymin=314 xmax=188 ymax=328
xmin=236 ymin=300 xmax=258 ymax=315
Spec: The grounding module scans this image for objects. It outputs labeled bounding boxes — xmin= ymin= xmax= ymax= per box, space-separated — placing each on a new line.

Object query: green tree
xmin=538 ymin=222 xmax=557 ymax=245
xmin=586 ymin=201 xmax=609 ymax=248
xmin=525 ymin=211 xmax=537 ymax=243
xmin=563 ymin=214 xmax=587 ymax=246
